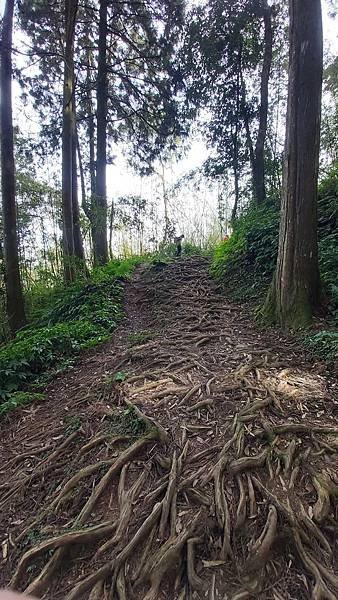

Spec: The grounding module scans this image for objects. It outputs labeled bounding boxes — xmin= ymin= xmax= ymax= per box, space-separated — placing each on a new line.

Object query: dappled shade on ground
xmin=0 ymin=257 xmax=337 ymax=599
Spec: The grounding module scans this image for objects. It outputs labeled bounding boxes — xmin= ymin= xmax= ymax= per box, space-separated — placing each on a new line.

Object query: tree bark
xmin=62 ymin=0 xmax=78 ymax=282
xmin=94 ymin=0 xmax=109 ymax=265
xmin=0 ymin=0 xmax=26 ymax=333
xmin=263 ymin=0 xmax=322 ymax=328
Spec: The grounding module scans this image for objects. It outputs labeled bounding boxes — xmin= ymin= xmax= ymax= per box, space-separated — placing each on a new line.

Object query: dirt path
xmin=1 ymin=257 xmax=337 ymax=600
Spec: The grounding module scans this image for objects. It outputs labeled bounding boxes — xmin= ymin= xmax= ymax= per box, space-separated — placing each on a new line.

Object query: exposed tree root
xmin=2 ymin=257 xmax=337 ymax=600
xmin=122 ymin=400 xmax=168 ymax=442
xmin=187 ymin=536 xmax=204 ymax=591
xmin=51 ymin=459 xmax=116 ymax=511
xmin=293 ymin=530 xmax=337 ymax=600
xmin=97 ymin=468 xmax=147 ymax=556
xmin=76 ymin=430 xmax=162 ymax=525
xmin=139 ymin=510 xmax=204 ymax=600
xmin=116 ymin=567 xmax=127 ymax=600
xmin=312 ymin=473 xmax=337 ymax=524
xmin=255 ymin=423 xmax=338 ymax=437
xmin=78 ymin=434 xmax=127 ymax=456
xmin=88 ymin=579 xmax=104 ymax=600
xmin=229 ymin=449 xmax=269 ymax=475
xmin=25 ymin=547 xmax=65 ymax=596
xmin=0 ymin=431 xmax=80 ymax=511
xmin=213 ymin=457 xmax=232 ymax=559
xmin=186 ymin=398 xmax=214 ymax=412
xmin=244 ymin=505 xmax=277 ymax=575
xmin=235 ymin=474 xmax=247 ymax=529
xmin=11 ymin=522 xmax=116 ymax=588
xmin=65 ymin=561 xmax=113 ymax=600
xmin=159 ymin=451 xmax=177 ymax=538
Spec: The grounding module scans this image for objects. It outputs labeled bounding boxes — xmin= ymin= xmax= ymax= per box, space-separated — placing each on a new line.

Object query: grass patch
xmin=128 ymin=330 xmax=153 ymax=346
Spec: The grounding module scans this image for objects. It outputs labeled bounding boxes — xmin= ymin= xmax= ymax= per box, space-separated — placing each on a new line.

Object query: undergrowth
xmin=211 ymin=205 xmax=279 ymax=302
xmin=0 ymin=257 xmax=142 ymax=410
xmin=107 ymin=405 xmax=149 ymax=437
xmin=211 ymin=164 xmax=338 ymax=361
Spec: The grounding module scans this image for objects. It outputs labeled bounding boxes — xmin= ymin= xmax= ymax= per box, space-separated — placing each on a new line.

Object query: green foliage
xmin=211 ymin=165 xmax=337 ymax=358
xmin=0 ymin=258 xmax=140 ymax=408
xmin=40 ymin=281 xmax=123 ymax=331
xmin=114 ymin=371 xmax=127 ymax=382
xmin=151 ymin=241 xmax=208 ymax=264
xmin=0 ymin=391 xmax=45 ymax=418
xmin=0 ymin=320 xmax=109 ymax=400
xmin=318 ymin=163 xmax=338 ymax=320
xmin=107 ymin=405 xmax=148 ymax=437
xmin=64 ymin=414 xmax=82 ymax=433
xmin=211 ymin=204 xmax=279 ymax=301
xmin=92 ymin=257 xmax=144 ymax=283
xmin=211 ymin=170 xmax=337 ymax=311
xmin=304 ymin=330 xmax=338 ymax=361
xmin=122 ymin=405 xmax=148 ymax=436
xmin=181 ymin=242 xmax=207 ymax=256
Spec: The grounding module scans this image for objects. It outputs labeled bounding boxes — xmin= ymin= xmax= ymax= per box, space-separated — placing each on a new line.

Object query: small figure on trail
xmin=223 ymin=234 xmax=229 ymax=242
xmin=174 ymin=234 xmax=184 ymax=257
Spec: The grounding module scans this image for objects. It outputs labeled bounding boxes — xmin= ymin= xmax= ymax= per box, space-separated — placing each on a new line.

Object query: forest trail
xmin=1 ymin=256 xmax=337 ymax=600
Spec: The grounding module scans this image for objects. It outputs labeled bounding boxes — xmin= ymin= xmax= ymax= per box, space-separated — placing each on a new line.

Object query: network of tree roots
xmin=0 ymin=256 xmax=337 ymax=600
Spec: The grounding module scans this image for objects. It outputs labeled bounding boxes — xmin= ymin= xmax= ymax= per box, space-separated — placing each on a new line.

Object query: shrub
xmin=211 ymin=204 xmax=279 ymax=301
xmin=0 ymin=320 xmax=108 ymax=399
xmin=304 ymin=330 xmax=338 ymax=361
xmin=0 ymin=392 xmax=45 ymax=417
xmin=0 ymin=257 xmax=141 ymax=405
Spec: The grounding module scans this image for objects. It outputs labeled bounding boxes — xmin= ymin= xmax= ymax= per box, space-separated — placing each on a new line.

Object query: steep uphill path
xmin=1 ymin=256 xmax=337 ymax=600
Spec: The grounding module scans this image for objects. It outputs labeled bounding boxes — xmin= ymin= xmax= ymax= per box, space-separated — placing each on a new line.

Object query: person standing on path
xmin=174 ymin=234 xmax=184 ymax=257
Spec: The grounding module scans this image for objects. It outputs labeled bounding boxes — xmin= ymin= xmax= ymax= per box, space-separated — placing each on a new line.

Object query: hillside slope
xmin=1 ymin=257 xmax=337 ymax=599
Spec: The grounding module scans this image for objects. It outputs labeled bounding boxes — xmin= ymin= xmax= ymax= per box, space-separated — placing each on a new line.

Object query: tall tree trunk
xmin=72 ymin=129 xmax=85 ymax=262
xmin=231 ymin=52 xmax=241 ymax=222
xmin=76 ymin=131 xmax=87 ymax=216
xmin=263 ymin=0 xmax=322 ymax=328
xmin=160 ymin=161 xmax=171 ymax=243
xmin=94 ymin=0 xmax=109 ymax=265
xmin=81 ymin=44 xmax=96 ymax=226
xmin=87 ymin=50 xmax=96 ymax=212
xmin=241 ymin=6 xmax=272 ymax=205
xmin=252 ymin=4 xmax=272 ymax=205
xmin=109 ymin=201 xmax=115 ymax=259
xmin=62 ymin=0 xmax=78 ymax=282
xmin=71 ymin=97 xmax=85 ymax=264
xmin=0 ymin=0 xmax=26 ymax=333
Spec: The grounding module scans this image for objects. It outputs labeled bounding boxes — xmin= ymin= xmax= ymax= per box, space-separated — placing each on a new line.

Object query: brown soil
xmin=0 ymin=256 xmax=337 ymax=600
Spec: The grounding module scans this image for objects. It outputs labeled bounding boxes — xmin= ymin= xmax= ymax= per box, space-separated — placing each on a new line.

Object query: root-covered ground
xmin=1 ymin=256 xmax=337 ymax=599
